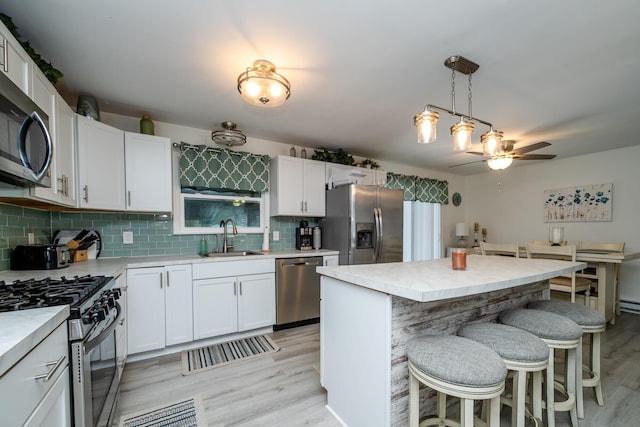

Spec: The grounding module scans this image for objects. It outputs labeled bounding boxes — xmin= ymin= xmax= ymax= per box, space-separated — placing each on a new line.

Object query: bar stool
xmin=499 ymin=308 xmax=582 ymax=427
xmin=528 ymin=299 xmax=606 ymax=418
xmin=407 ymin=335 xmax=507 ymax=427
xmin=458 ymin=323 xmax=549 ymax=427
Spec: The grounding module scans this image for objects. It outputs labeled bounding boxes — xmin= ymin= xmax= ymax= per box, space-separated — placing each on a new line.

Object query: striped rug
xmin=181 ymin=334 xmax=280 ymax=375
xmin=119 ymin=395 xmax=206 ymax=427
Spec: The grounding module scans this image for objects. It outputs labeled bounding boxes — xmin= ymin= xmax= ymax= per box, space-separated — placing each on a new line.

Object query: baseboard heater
xmin=620 ymin=299 xmax=640 ymax=314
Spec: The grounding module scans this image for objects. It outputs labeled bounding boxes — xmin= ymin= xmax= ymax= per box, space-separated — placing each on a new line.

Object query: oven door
xmin=71 ymin=302 xmax=121 ymax=427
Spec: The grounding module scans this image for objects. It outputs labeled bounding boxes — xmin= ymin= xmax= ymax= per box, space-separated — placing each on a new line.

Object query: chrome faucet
xmin=220 ymin=218 xmax=238 ymax=253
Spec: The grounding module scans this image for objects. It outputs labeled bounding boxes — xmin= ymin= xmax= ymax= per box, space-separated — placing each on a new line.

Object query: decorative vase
xmin=140 ymin=114 xmax=155 ymax=135
xmin=76 ymin=95 xmax=100 ymax=121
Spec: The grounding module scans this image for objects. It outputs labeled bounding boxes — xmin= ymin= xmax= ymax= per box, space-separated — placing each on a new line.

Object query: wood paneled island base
xmin=318 ymin=256 xmax=584 ymax=426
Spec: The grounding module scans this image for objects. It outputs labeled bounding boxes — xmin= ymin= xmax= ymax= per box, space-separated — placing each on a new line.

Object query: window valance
xmin=178 ymin=143 xmax=270 ymax=192
xmin=386 ymin=172 xmax=448 ymax=204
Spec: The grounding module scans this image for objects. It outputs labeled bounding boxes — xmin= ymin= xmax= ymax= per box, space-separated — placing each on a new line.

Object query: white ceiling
xmin=2 ymin=1 xmax=640 ymax=175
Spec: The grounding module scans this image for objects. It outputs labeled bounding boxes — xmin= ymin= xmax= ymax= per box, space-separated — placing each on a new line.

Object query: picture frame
xmin=543 ymin=183 xmax=612 ymax=222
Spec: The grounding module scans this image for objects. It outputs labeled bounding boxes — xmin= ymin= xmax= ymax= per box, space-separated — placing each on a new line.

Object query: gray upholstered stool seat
xmin=499 ymin=308 xmax=582 ymax=427
xmin=528 ymin=300 xmax=606 ymax=416
xmin=407 ymin=335 xmax=507 ymax=427
xmin=458 ymin=323 xmax=549 ymax=427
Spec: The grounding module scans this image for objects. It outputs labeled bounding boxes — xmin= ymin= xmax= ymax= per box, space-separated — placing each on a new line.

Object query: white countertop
xmin=0 ymin=305 xmax=69 ymax=377
xmin=0 ymin=249 xmax=338 ymax=376
xmin=317 ymin=255 xmax=586 ymax=302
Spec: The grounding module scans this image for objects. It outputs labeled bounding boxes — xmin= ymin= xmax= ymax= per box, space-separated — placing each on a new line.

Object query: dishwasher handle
xmin=283 ymin=261 xmax=322 ymax=267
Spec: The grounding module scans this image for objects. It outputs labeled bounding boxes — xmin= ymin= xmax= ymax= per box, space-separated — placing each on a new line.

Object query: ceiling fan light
xmin=487 ymin=155 xmax=513 ymax=170
xmin=414 ymin=110 xmax=439 ymax=144
xmin=237 ymin=59 xmax=291 ymax=107
xmin=450 ymin=120 xmax=474 ymax=151
xmin=481 ymin=130 xmax=504 ymax=156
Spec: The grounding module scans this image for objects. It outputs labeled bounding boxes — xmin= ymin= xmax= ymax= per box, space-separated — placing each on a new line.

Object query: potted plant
xmin=311 ymin=147 xmax=355 ymax=165
xmin=362 ymin=158 xmax=380 ymax=169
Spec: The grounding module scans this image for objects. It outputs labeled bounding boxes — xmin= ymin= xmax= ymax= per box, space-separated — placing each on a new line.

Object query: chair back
xmin=526 ymin=243 xmax=576 ymax=261
xmin=480 ymin=242 xmax=520 ymax=258
xmin=578 ymin=241 xmax=625 ymax=253
xmin=530 ymin=239 xmax=567 ymax=246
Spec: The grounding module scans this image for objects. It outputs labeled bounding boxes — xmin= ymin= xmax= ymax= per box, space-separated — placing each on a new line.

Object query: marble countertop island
xmin=317 ymin=254 xmax=585 ymax=302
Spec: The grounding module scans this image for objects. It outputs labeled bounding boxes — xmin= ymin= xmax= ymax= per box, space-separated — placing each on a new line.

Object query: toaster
xmin=10 ymin=244 xmax=71 ymax=270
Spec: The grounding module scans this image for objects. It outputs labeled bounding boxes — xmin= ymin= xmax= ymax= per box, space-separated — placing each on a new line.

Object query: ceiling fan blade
xmin=510 ymin=141 xmax=551 ymax=155
xmin=448 ymin=159 xmax=486 ymax=168
xmin=513 ymin=154 xmax=557 ymax=160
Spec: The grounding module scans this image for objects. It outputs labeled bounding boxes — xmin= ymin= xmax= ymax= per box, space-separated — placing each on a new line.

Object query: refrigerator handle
xmin=374 ymin=207 xmax=383 ymax=263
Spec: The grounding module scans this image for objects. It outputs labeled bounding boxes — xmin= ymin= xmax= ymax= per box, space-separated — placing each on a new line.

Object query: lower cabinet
xmin=127 ymin=264 xmax=193 ymax=354
xmin=192 ymin=259 xmax=276 ymax=340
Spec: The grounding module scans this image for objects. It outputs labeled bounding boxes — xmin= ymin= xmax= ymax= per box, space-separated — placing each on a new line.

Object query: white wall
xmin=462 ymin=145 xmax=640 ymax=304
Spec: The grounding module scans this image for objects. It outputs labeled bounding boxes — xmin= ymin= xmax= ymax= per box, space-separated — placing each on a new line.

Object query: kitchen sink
xmin=201 ymin=250 xmax=264 ymax=258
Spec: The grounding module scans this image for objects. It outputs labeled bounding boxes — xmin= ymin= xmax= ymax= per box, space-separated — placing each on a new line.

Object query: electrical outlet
xmin=123 ymin=231 xmax=134 ymax=244
xmin=28 ymin=232 xmax=35 ymax=245
xmin=273 ymin=231 xmax=280 ymax=241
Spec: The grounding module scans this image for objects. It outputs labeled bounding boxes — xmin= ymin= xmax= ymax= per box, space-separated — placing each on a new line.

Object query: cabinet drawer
xmin=0 ymin=321 xmax=68 ymax=426
xmin=193 ymin=258 xmax=275 ymax=279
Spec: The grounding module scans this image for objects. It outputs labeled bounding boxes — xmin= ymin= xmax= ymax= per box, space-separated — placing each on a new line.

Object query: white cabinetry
xmin=323 ymin=254 xmax=339 ymax=266
xmin=0 ymin=322 xmax=70 ymax=427
xmin=270 ymin=155 xmax=325 ymax=216
xmin=192 ymin=259 xmax=276 ymax=340
xmin=76 ymin=115 xmax=125 ymax=210
xmin=127 ymin=265 xmax=193 ymax=355
xmin=124 ymin=132 xmax=172 ymax=212
xmin=0 ymin=22 xmax=30 ymax=94
xmin=326 ymin=163 xmax=387 ymax=188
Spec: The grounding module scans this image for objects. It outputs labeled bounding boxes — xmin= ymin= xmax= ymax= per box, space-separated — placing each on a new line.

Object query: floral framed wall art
xmin=544 ymin=183 xmax=612 ymax=222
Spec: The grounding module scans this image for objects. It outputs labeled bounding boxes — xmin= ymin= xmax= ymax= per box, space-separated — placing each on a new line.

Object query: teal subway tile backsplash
xmin=0 ymin=202 xmax=321 ymax=272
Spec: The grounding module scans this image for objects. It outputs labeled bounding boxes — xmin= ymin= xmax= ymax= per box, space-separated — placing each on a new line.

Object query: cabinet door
xmin=76 ymin=115 xmax=125 ymax=210
xmin=0 ymin=24 xmax=30 ymax=94
xmin=127 ymin=267 xmax=165 ymax=354
xmin=237 ymin=273 xmax=275 ymax=331
xmin=53 ymin=95 xmax=76 ymax=206
xmin=124 ymin=132 xmax=172 ymax=212
xmin=29 ymin=68 xmax=57 ymax=203
xmin=374 ymin=170 xmax=387 ymax=187
xmin=165 ymin=264 xmax=193 ymax=346
xmin=23 ymin=366 xmax=71 ymax=427
xmin=303 ymin=159 xmax=326 ymax=216
xmin=193 ymin=277 xmax=238 ymax=339
xmin=323 ymin=255 xmax=339 ymax=266
xmin=271 ymin=155 xmax=304 ymax=215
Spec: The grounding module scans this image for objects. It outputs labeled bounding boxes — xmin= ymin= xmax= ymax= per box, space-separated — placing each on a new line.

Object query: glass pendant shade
xmin=450 ymin=120 xmax=474 ymax=151
xmin=487 ymin=155 xmax=513 ymax=170
xmin=237 ymin=60 xmax=291 ymax=107
xmin=481 ymin=130 xmax=504 ymax=156
xmin=415 ymin=110 xmax=439 ymax=144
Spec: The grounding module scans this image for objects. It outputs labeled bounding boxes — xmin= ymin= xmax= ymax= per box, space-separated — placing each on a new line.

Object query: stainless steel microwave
xmin=0 ymin=70 xmax=52 ymax=187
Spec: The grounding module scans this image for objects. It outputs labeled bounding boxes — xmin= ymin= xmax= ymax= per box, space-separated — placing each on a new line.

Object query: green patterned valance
xmin=386 ymin=172 xmax=448 ymax=204
xmin=179 ymin=143 xmax=270 ymax=192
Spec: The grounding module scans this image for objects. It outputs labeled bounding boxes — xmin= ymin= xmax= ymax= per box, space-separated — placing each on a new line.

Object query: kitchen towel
xmin=119 ymin=395 xmax=207 ymax=427
xmin=181 ymin=335 xmax=279 ymax=375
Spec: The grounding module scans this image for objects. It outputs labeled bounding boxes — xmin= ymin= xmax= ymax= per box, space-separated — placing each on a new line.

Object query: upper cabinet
xmin=326 ymin=163 xmax=387 ymax=189
xmin=0 ymin=23 xmax=30 ymax=95
xmin=124 ymin=132 xmax=172 ymax=212
xmin=270 ymin=155 xmax=325 ymax=217
xmin=76 ymin=115 xmax=126 ymax=210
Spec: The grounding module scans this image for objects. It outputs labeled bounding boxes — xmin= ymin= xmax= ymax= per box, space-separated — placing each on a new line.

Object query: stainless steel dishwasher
xmin=275 ymin=257 xmax=323 ymax=328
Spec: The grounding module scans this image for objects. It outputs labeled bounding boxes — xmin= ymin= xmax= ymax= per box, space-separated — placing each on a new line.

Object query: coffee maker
xmin=295 ymin=220 xmax=313 ymax=250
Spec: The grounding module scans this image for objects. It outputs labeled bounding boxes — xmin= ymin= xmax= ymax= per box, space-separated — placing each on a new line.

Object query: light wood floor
xmin=118 ymin=313 xmax=640 ymax=426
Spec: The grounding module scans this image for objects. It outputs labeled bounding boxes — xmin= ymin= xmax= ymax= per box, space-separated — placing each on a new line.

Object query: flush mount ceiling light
xmin=486 ymin=155 xmax=513 ymax=170
xmin=211 ymin=121 xmax=246 ymax=147
xmin=414 ymin=55 xmax=503 ymax=153
xmin=237 ymin=59 xmax=291 ymax=107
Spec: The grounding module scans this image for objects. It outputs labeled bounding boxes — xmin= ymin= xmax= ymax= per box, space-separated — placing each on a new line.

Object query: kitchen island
xmin=317 ymin=255 xmax=585 ymax=427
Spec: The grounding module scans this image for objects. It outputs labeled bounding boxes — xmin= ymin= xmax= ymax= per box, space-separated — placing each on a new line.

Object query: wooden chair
xmin=480 ymin=241 xmax=520 ymax=258
xmin=526 ymin=244 xmax=592 ymax=304
xmin=578 ymin=242 xmax=625 ymax=317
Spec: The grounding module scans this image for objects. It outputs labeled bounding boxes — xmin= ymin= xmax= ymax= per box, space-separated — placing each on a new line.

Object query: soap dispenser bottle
xmin=199 ymin=235 xmax=208 ymax=255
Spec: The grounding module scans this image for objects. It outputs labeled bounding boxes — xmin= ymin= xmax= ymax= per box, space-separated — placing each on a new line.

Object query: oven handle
xmin=84 ymin=302 xmax=122 ymax=354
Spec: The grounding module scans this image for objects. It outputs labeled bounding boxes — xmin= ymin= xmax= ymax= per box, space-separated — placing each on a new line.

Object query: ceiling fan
xmin=449 ymin=141 xmax=557 ymax=169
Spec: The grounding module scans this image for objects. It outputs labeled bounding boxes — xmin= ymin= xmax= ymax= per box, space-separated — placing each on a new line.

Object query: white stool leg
xmin=437 ymin=392 xmax=447 ymax=419
xmin=488 ymin=395 xmax=501 ymax=427
xmin=532 ymin=370 xmax=543 ymax=421
xmin=546 ymin=348 xmax=556 ymax=427
xmin=593 ymin=332 xmax=604 ymax=405
xmin=566 ymin=348 xmax=578 ymax=427
xmin=576 ymin=336 xmax=584 ymax=418
xmin=461 ymin=398 xmax=474 ymax=427
xmin=409 ymin=371 xmax=419 ymax=427
xmin=513 ymin=370 xmax=527 ymax=427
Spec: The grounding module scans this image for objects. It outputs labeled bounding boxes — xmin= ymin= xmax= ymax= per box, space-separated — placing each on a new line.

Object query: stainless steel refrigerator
xmin=320 ymin=184 xmax=403 ymax=265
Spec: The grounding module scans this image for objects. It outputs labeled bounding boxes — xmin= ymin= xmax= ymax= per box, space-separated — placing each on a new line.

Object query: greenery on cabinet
xmin=362 ymin=158 xmax=380 ymax=169
xmin=311 ymin=147 xmax=355 ymax=165
xmin=0 ymin=14 xmax=64 ymax=84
